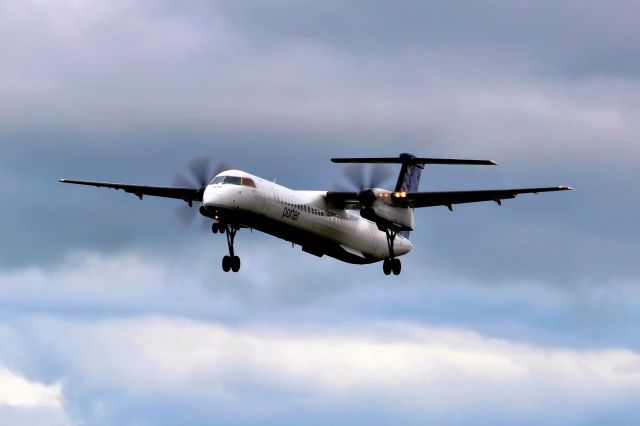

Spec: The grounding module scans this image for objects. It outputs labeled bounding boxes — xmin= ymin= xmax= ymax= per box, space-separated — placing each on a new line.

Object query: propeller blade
xmin=200 ymin=217 xmax=212 ymax=233
xmin=369 ymin=164 xmax=393 ymax=189
xmin=339 ymin=163 xmax=393 ymax=191
xmin=214 ymin=162 xmax=232 ymax=176
xmin=189 ymin=156 xmax=211 ymax=187
xmin=175 ymin=204 xmax=197 ymax=226
xmin=343 ymin=163 xmax=365 ymax=190
xmin=330 ymin=182 xmax=353 ymax=192
xmin=172 ymin=157 xmax=232 ymax=227
xmin=172 ymin=172 xmax=194 ymax=188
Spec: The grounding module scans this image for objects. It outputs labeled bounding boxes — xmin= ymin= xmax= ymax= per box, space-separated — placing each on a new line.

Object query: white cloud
xmin=0 ymin=367 xmax=70 ymax=426
xmin=8 ymin=316 xmax=640 ymax=424
xmin=0 ymin=368 xmax=61 ymax=408
xmin=0 ymin=246 xmax=637 ymax=424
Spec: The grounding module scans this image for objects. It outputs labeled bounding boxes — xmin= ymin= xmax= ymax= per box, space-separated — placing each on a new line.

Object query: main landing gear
xmin=382 ymin=229 xmax=401 ymax=276
xmin=213 ymin=222 xmax=240 ymax=273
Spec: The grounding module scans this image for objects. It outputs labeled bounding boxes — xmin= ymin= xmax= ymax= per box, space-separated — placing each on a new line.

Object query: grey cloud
xmin=3 ymin=123 xmax=637 ymax=288
xmin=0 ymin=405 xmax=69 ymax=426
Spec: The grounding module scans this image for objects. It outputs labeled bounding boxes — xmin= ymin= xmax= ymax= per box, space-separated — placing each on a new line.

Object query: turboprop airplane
xmin=60 ymin=153 xmax=572 ymax=275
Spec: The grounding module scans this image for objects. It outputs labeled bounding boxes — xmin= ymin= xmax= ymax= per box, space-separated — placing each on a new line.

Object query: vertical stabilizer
xmin=395 ymin=154 xmax=424 ymax=238
xmin=395 ymin=153 xmax=425 ymax=193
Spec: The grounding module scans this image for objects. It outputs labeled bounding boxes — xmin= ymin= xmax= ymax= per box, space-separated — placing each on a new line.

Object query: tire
xmin=392 ymin=258 xmax=401 ymax=275
xmin=231 ymin=256 xmax=241 ymax=272
xmin=222 ymin=255 xmax=231 ymax=272
xmin=211 ymin=223 xmax=219 ymax=234
xmin=383 ymin=259 xmax=391 ymax=275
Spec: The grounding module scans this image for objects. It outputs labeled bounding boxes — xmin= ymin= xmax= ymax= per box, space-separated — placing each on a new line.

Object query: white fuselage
xmin=202 ymin=170 xmax=412 ymax=264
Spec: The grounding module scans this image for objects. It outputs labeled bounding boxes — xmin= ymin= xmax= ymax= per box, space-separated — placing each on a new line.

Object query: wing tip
xmin=560 ymin=185 xmax=574 ymax=190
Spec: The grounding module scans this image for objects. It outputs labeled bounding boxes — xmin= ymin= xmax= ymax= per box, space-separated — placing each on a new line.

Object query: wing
xmin=325 ymin=186 xmax=573 ymax=210
xmin=400 ymin=186 xmax=573 ymax=209
xmin=59 ymin=179 xmax=202 ymax=204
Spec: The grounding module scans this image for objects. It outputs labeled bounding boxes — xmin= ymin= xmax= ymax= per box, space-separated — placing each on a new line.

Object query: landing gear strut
xmin=218 ymin=223 xmax=240 ymax=273
xmin=382 ymin=229 xmax=401 ymax=276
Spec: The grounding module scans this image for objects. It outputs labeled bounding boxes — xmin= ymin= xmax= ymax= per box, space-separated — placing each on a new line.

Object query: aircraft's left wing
xmin=398 ymin=186 xmax=573 ymax=209
xmin=59 ymin=179 xmax=202 ymax=204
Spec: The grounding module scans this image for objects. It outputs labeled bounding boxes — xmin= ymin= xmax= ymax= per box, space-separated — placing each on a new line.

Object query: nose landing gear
xmin=211 ymin=222 xmax=225 ymax=234
xmin=215 ymin=222 xmax=240 ymax=273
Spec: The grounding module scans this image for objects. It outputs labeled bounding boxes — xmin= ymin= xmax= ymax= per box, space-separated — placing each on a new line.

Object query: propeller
xmin=339 ymin=163 xmax=394 ymax=207
xmin=342 ymin=163 xmax=394 ymax=191
xmin=172 ymin=157 xmax=230 ymax=227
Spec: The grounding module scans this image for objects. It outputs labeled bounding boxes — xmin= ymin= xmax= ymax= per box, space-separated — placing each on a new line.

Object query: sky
xmin=1 ymin=0 xmax=639 ymax=424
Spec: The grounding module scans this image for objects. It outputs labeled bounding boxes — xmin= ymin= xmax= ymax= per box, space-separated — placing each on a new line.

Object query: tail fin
xmin=395 ymin=154 xmax=423 ymax=238
xmin=395 ymin=153 xmax=424 ymax=193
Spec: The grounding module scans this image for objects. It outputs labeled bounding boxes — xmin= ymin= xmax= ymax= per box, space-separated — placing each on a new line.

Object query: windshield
xmin=210 ymin=175 xmax=256 ymax=188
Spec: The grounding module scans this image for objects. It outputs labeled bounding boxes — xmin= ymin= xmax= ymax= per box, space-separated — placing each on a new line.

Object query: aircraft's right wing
xmin=397 ymin=186 xmax=573 ymax=209
xmin=59 ymin=179 xmax=202 ymax=204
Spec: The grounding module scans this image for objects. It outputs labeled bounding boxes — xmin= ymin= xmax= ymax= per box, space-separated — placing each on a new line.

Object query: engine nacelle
xmin=360 ymin=195 xmax=414 ymax=231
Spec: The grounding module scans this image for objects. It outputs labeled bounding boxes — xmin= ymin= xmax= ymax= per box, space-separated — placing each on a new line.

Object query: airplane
xmin=60 ymin=153 xmax=572 ymax=275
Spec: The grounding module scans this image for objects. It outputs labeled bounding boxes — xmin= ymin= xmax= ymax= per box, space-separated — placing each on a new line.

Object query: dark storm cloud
xmin=0 ymin=0 xmax=638 ymax=287
xmin=218 ymin=0 xmax=640 ymax=79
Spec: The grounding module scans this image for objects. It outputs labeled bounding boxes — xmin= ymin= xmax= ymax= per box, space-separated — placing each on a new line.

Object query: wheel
xmin=383 ymin=259 xmax=391 ymax=275
xmin=211 ymin=222 xmax=219 ymax=234
xmin=392 ymin=258 xmax=401 ymax=275
xmin=231 ymin=256 xmax=241 ymax=272
xmin=219 ymin=226 xmax=225 ymax=234
xmin=222 ymin=255 xmax=231 ymax=272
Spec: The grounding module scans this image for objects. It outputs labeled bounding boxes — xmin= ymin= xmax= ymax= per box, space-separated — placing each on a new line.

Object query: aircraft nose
xmin=203 ymin=185 xmax=221 ymax=208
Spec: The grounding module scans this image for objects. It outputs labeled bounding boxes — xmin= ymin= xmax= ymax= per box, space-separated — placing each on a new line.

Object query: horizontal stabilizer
xmin=331 ymin=154 xmax=497 ymax=166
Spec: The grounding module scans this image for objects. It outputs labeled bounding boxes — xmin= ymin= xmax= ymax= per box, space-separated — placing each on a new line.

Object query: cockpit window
xmin=211 ymin=175 xmax=257 ymax=187
xmin=241 ymin=177 xmax=256 ymax=188
xmin=224 ymin=176 xmax=242 ymax=185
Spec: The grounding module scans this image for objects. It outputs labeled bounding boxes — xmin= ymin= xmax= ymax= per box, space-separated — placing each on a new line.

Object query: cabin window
xmin=210 ymin=176 xmax=224 ymax=185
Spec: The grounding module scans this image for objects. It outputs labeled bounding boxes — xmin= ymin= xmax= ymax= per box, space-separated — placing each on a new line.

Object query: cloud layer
xmin=2 ymin=313 xmax=640 ymax=425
